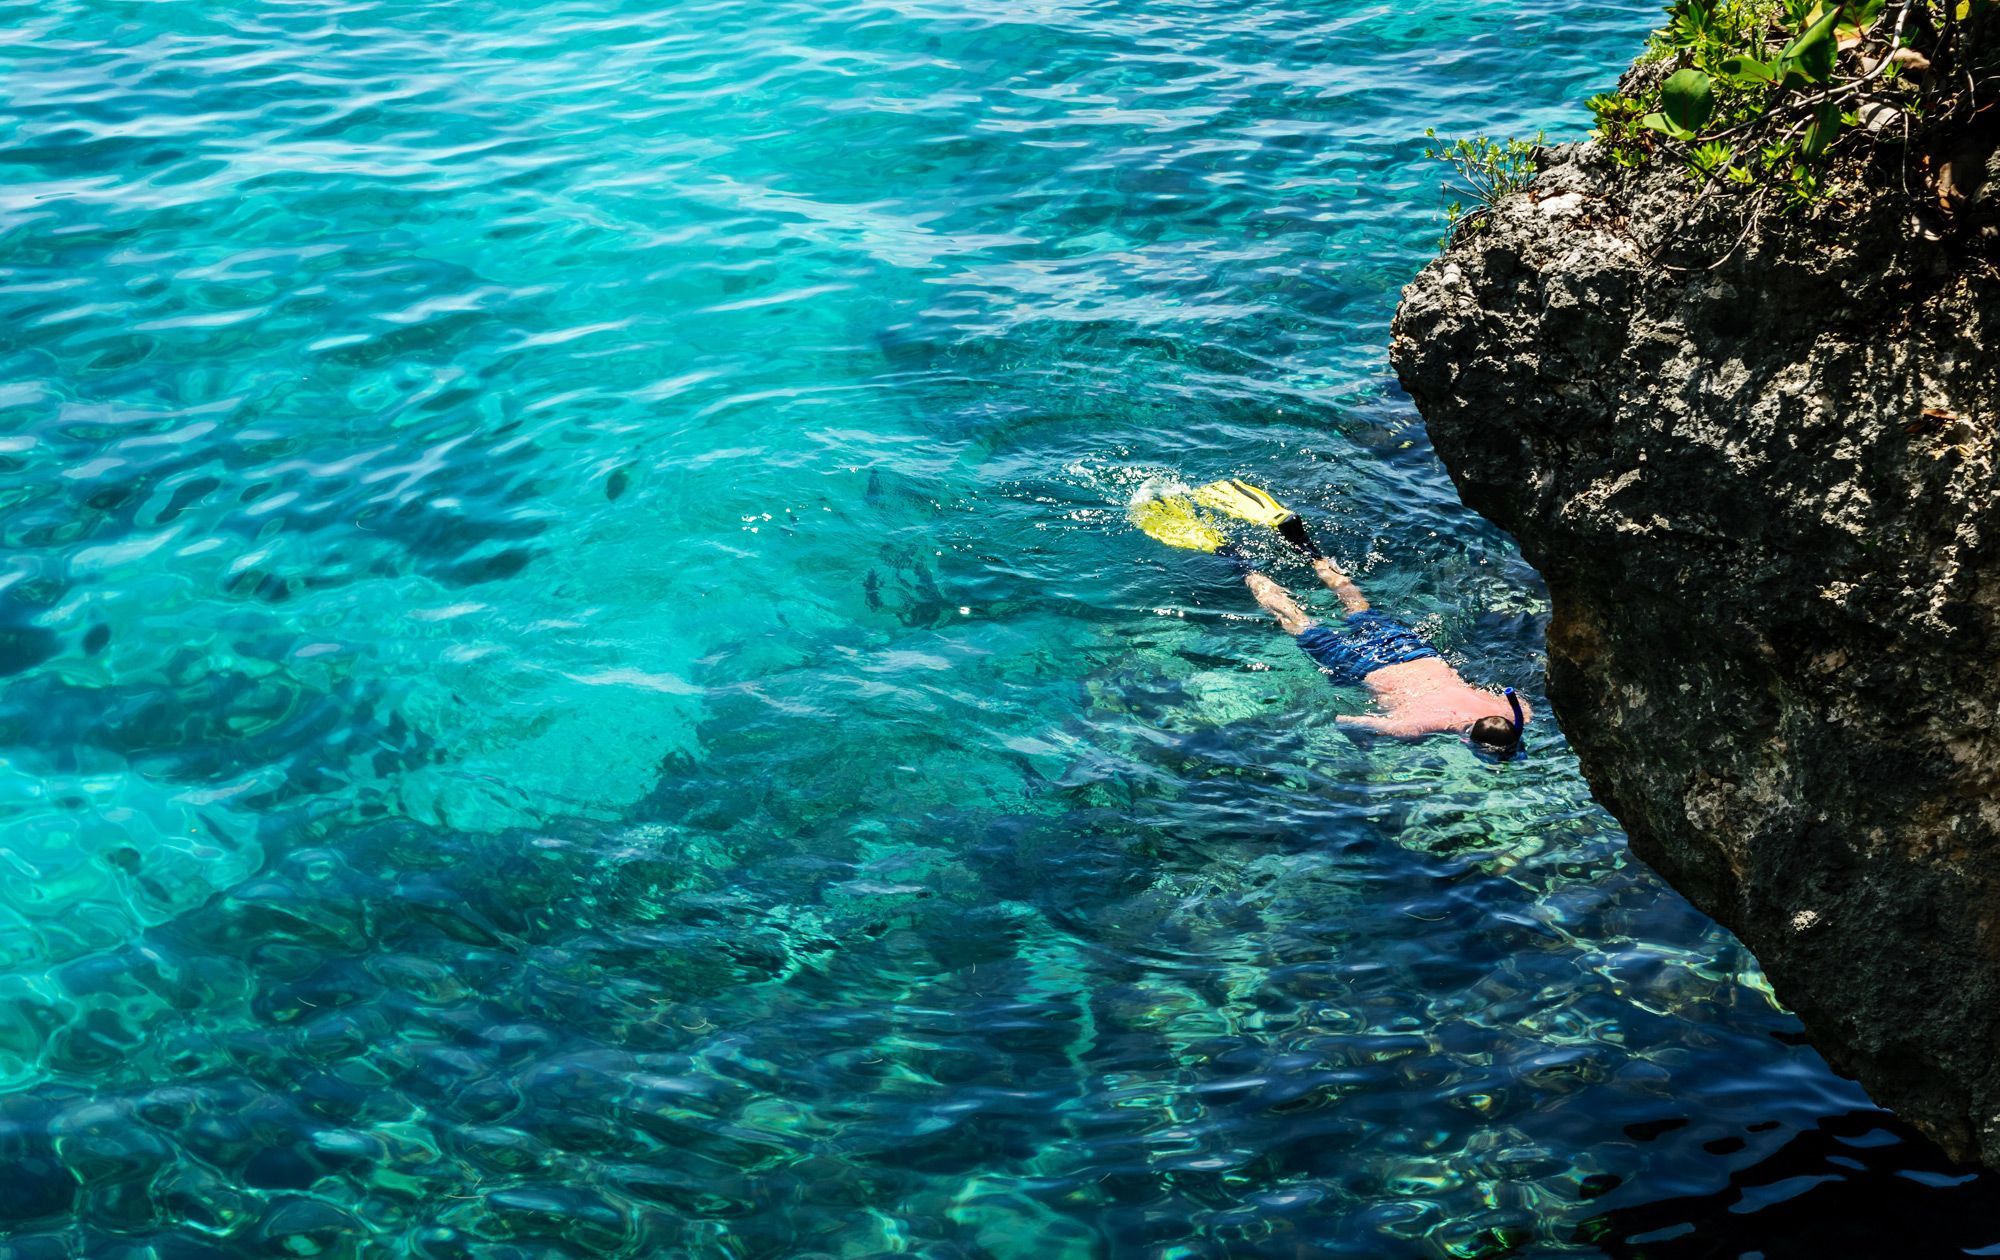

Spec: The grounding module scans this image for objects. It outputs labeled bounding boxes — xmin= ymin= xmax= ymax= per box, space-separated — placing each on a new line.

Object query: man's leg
xmin=1250 ymin=569 xmax=1373 ymax=685
xmin=1274 ymin=516 xmax=1369 ymax=614
xmin=1245 ymin=571 xmax=1316 ymax=635
xmin=1310 ymin=558 xmax=1369 ymax=615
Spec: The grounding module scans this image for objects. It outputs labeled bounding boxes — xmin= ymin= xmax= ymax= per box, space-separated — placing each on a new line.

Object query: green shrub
xmin=1422 ymin=130 xmax=1546 ymax=236
xmin=1589 ymin=0 xmax=1995 ymax=206
xmin=1426 ymin=0 xmax=1997 ymax=229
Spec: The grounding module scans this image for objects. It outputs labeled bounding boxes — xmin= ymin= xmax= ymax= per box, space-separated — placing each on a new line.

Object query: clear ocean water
xmin=4 ymin=0 xmax=1997 ymax=1255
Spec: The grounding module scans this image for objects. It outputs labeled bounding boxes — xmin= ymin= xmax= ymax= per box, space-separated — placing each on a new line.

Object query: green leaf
xmin=1691 ymin=140 xmax=1736 ymax=173
xmin=1672 ymin=0 xmax=1718 ymax=38
xmin=1659 ymin=69 xmax=1716 ymax=135
xmin=1641 ymin=111 xmax=1696 ymax=141
xmin=1717 ymin=54 xmax=1778 ymax=87
xmin=1836 ymin=0 xmax=1887 ymax=37
xmin=1802 ymin=98 xmax=1843 ymax=159
xmin=1780 ymin=5 xmax=1842 ymax=85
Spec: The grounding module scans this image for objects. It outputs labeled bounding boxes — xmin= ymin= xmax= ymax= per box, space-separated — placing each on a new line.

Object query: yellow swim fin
xmin=1130 ymin=494 xmax=1228 ymax=554
xmin=1193 ymin=479 xmax=1295 ymax=529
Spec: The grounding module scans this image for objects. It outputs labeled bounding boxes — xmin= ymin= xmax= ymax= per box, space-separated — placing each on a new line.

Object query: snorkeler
xmin=1132 ymin=480 xmax=1529 ymax=757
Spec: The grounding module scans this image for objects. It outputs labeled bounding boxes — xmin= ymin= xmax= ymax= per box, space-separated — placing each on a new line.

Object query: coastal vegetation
xmin=1430 ymin=0 xmax=2000 ymax=230
xmin=1597 ymin=0 xmax=1996 ymax=205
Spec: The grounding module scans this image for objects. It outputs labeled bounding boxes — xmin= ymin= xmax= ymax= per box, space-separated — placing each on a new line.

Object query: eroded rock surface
xmin=1393 ymin=145 xmax=2000 ymax=1163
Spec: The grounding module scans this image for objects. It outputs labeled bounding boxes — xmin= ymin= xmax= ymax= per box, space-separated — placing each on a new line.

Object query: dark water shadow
xmin=1579 ymin=1108 xmax=2000 ymax=1258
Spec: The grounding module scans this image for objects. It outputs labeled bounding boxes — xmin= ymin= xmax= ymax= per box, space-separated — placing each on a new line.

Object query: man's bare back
xmin=1337 ymin=656 xmax=1527 ymax=740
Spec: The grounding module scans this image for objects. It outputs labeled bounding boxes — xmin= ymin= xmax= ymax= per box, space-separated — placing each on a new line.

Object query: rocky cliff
xmin=1392 ymin=145 xmax=2000 ymax=1163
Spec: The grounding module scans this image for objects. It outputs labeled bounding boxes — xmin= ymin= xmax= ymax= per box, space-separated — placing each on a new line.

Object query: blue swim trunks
xmin=1296 ymin=611 xmax=1439 ymax=685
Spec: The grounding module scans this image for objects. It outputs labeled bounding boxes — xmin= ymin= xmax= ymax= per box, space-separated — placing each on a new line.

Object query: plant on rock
xmin=1422 ymin=130 xmax=1546 ymax=236
xmin=1423 ymin=0 xmax=1998 ymax=238
xmin=1588 ymin=0 xmax=1998 ymax=209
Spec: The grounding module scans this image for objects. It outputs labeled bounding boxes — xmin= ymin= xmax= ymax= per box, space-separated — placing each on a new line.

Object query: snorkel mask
xmin=1505 ymin=687 xmax=1525 ymax=741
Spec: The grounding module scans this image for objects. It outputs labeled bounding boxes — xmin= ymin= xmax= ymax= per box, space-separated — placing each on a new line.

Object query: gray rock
xmin=1392 ymin=144 xmax=2000 ymax=1164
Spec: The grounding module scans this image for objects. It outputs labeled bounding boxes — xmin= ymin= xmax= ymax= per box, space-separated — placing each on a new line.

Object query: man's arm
xmin=1334 ymin=713 xmax=1426 ymax=740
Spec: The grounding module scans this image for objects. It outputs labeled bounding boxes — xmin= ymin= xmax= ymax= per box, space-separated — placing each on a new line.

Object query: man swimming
xmin=1132 ymin=480 xmax=1529 ymax=756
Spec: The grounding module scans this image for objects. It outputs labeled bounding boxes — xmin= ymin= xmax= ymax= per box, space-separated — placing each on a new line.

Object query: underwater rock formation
xmin=1392 ymin=144 xmax=2000 ymax=1163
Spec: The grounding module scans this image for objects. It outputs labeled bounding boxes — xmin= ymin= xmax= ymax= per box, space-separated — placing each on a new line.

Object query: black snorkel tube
xmin=1499 ymin=687 xmax=1526 ymax=760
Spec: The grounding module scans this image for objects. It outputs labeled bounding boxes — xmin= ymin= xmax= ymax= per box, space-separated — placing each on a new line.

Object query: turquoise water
xmin=3 ymin=0 xmax=1992 ymax=1255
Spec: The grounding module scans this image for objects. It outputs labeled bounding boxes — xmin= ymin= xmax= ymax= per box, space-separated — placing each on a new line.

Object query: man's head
xmin=1470 ymin=688 xmax=1527 ymax=757
xmin=1468 ymin=714 xmax=1521 ymax=755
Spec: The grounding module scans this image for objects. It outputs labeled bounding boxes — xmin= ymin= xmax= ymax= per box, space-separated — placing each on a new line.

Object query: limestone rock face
xmin=1392 ymin=146 xmax=2000 ymax=1163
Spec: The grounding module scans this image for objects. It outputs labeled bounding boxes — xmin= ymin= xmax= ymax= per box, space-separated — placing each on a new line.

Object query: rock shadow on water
xmin=1577 ymin=1108 xmax=2000 ymax=1258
